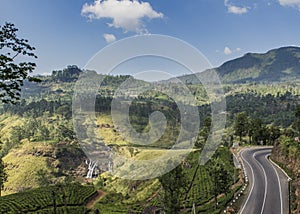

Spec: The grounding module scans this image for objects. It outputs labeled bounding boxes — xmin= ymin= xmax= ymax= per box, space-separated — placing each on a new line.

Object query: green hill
xmin=217 ymin=46 xmax=300 ymax=83
xmin=175 ymin=46 xmax=300 ymax=84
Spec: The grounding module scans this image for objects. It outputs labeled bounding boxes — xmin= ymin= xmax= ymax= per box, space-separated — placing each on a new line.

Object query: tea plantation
xmin=0 ymin=184 xmax=95 ymax=213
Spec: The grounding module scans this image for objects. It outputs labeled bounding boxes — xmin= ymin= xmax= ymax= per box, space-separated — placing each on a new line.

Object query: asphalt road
xmin=239 ymin=147 xmax=290 ymax=214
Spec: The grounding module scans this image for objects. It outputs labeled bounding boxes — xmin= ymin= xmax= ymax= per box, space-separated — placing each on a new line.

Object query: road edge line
xmin=268 ymin=157 xmax=292 ymax=181
xmin=238 ymin=150 xmax=255 ymax=214
xmin=253 ymin=151 xmax=268 ymax=214
xmin=266 ymin=154 xmax=283 ymax=214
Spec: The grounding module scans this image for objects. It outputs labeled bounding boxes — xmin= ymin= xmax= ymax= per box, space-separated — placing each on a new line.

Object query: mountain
xmin=172 ymin=46 xmax=300 ymax=84
xmin=217 ymin=46 xmax=300 ymax=83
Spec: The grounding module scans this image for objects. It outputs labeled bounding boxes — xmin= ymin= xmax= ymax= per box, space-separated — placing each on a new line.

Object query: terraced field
xmin=0 ymin=184 xmax=95 ymax=213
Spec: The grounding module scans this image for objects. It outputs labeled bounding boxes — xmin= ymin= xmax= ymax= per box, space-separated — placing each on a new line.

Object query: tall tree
xmin=209 ymin=159 xmax=231 ymax=209
xmin=234 ymin=112 xmax=249 ymax=142
xmin=268 ymin=125 xmax=281 ymax=145
xmin=0 ymin=22 xmax=40 ymax=104
xmin=251 ymin=118 xmax=269 ymax=145
xmin=195 ymin=116 xmax=212 ymax=148
xmin=159 ymin=164 xmax=187 ymax=214
xmin=293 ymin=105 xmax=300 ymax=137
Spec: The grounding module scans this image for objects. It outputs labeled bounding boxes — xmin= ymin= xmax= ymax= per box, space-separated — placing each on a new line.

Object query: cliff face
xmin=271 ymin=140 xmax=300 ymax=214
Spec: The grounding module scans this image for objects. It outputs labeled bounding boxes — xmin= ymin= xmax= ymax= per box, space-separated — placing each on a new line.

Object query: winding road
xmin=239 ymin=147 xmax=290 ymax=214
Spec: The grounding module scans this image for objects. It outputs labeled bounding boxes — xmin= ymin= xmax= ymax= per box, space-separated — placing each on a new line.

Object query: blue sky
xmin=1 ymin=0 xmax=300 ymax=75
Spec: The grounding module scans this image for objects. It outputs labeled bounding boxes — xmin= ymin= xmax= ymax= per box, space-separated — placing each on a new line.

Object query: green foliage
xmin=1 ymin=58 xmax=299 ymax=212
xmin=233 ymin=112 xmax=281 ymax=145
xmin=93 ymin=148 xmax=236 ymax=213
xmin=217 ymin=46 xmax=300 ymax=83
xmin=251 ymin=118 xmax=268 ymax=145
xmin=1 ymin=139 xmax=86 ymax=195
xmin=51 ymin=65 xmax=82 ymax=82
xmin=209 ymin=158 xmax=231 ymax=206
xmin=292 ymin=105 xmax=300 ymax=137
xmin=35 ymin=169 xmax=51 ymax=187
xmin=0 ymin=156 xmax=7 ymax=196
xmin=234 ymin=112 xmax=249 ymax=141
xmin=224 ymin=83 xmax=299 ymax=127
xmin=27 ymin=206 xmax=88 ymax=214
xmin=159 ymin=164 xmax=187 ymax=214
xmin=0 ymin=184 xmax=95 ymax=213
xmin=271 ymin=105 xmax=300 ymax=213
xmin=195 ymin=116 xmax=211 ymax=148
xmin=0 ymin=22 xmax=40 ymax=104
xmin=268 ymin=125 xmax=281 ymax=144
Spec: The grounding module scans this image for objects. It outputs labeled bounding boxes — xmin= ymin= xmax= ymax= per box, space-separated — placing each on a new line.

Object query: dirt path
xmin=85 ymin=190 xmax=106 ymax=209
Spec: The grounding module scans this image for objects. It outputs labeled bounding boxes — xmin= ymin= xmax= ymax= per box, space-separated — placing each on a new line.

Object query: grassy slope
xmin=3 ymin=144 xmax=52 ymax=195
xmin=0 ymin=114 xmax=86 ymax=195
xmin=0 ymin=114 xmax=25 ymax=143
xmin=2 ymin=139 xmax=87 ymax=196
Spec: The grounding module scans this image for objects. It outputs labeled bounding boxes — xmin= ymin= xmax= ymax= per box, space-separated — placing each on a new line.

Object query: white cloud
xmin=279 ymin=0 xmax=300 ymax=10
xmin=223 ymin=46 xmax=241 ymax=55
xmin=81 ymin=0 xmax=163 ymax=34
xmin=224 ymin=0 xmax=249 ymax=14
xmin=224 ymin=46 xmax=232 ymax=55
xmin=103 ymin=33 xmax=116 ymax=43
xmin=228 ymin=5 xmax=248 ymax=14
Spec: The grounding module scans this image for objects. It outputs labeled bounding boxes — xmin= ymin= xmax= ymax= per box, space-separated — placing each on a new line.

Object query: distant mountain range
xmin=177 ymin=46 xmax=300 ymax=84
xmin=37 ymin=46 xmax=300 ymax=85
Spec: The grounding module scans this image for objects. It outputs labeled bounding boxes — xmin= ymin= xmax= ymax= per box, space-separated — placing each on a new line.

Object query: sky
xmin=1 ymin=0 xmax=300 ymax=76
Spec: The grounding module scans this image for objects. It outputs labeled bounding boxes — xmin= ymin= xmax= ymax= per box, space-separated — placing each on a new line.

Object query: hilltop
xmin=176 ymin=46 xmax=300 ymax=84
xmin=218 ymin=46 xmax=300 ymax=83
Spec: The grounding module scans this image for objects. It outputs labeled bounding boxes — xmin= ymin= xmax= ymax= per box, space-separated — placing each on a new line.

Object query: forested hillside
xmin=177 ymin=46 xmax=300 ymax=84
xmin=0 ymin=51 xmax=299 ymax=213
xmin=217 ymin=46 xmax=300 ymax=83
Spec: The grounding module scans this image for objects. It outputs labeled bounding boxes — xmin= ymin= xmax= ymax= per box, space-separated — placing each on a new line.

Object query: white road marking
xmin=239 ymin=150 xmax=256 ymax=214
xmin=239 ymin=148 xmax=272 ymax=214
xmin=253 ymin=151 xmax=269 ymax=214
xmin=267 ymin=154 xmax=283 ymax=214
xmin=268 ymin=157 xmax=292 ymax=181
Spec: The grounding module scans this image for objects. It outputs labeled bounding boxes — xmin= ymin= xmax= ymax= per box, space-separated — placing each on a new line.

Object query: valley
xmin=0 ymin=47 xmax=300 ymax=213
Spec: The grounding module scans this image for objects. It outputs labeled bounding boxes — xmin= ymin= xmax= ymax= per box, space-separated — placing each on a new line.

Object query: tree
xmin=0 ymin=141 xmax=7 ymax=196
xmin=258 ymin=126 xmax=269 ymax=145
xmin=295 ymin=105 xmax=300 ymax=118
xmin=195 ymin=116 xmax=212 ymax=148
xmin=247 ymin=119 xmax=255 ymax=144
xmin=268 ymin=125 xmax=281 ymax=145
xmin=209 ymin=159 xmax=231 ymax=209
xmin=234 ymin=112 xmax=249 ymax=142
xmin=0 ymin=22 xmax=40 ymax=104
xmin=251 ymin=119 xmax=269 ymax=145
xmin=159 ymin=164 xmax=187 ymax=214
xmin=293 ymin=105 xmax=300 ymax=137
